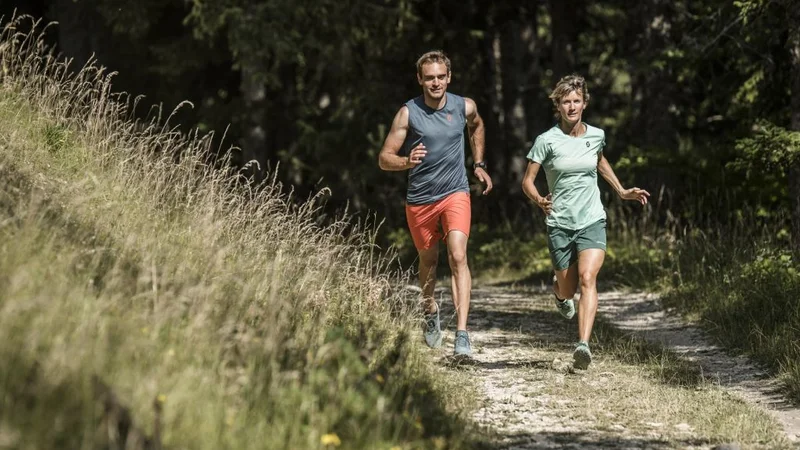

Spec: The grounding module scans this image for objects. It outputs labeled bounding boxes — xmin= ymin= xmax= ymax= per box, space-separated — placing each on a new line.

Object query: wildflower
xmin=320 ymin=433 xmax=341 ymax=447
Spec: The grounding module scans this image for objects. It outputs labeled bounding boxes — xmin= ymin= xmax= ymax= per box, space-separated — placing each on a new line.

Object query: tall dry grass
xmin=0 ymin=16 xmax=474 ymax=449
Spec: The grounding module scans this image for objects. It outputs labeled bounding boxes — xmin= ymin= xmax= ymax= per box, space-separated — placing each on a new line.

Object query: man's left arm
xmin=465 ymin=97 xmax=492 ymax=195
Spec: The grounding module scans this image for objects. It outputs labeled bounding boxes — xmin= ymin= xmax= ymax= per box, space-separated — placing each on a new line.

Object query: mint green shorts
xmin=547 ymin=219 xmax=607 ymax=271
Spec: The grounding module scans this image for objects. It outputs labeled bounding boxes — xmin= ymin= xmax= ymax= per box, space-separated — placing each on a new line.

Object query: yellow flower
xmin=375 ymin=374 xmax=385 ymax=384
xmin=156 ymin=394 xmax=167 ymax=404
xmin=320 ymin=433 xmax=341 ymax=447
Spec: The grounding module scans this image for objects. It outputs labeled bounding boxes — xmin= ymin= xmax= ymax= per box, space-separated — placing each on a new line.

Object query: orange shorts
xmin=405 ymin=192 xmax=471 ymax=250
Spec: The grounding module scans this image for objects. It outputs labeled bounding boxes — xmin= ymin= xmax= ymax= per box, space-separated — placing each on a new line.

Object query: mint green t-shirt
xmin=527 ymin=123 xmax=607 ymax=230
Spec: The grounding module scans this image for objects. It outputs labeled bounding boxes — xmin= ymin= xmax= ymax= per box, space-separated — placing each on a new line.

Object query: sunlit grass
xmin=0 ymin=15 xmax=475 ymax=449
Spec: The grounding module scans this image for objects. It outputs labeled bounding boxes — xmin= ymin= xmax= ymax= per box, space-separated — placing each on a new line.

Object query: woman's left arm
xmin=597 ymin=152 xmax=650 ymax=205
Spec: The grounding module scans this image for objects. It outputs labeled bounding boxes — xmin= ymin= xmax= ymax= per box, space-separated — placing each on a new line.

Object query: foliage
xmin=730 ymin=121 xmax=800 ymax=174
xmin=2 ymin=0 xmax=797 ymax=248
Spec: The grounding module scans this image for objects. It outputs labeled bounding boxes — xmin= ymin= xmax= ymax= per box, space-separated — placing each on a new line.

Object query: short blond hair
xmin=549 ymin=74 xmax=590 ymax=115
xmin=416 ymin=50 xmax=451 ymax=76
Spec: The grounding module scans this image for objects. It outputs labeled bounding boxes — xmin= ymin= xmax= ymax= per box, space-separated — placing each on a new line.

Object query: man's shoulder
xmin=446 ymin=92 xmax=465 ymax=101
xmin=405 ymin=96 xmax=423 ymax=107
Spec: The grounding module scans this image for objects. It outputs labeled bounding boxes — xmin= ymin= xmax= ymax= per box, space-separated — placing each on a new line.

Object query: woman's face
xmin=557 ymin=90 xmax=586 ymax=126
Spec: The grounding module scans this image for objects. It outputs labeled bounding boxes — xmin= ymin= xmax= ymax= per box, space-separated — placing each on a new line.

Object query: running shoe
xmin=454 ymin=330 xmax=472 ymax=356
xmin=554 ymin=295 xmax=575 ymax=320
xmin=423 ymin=307 xmax=443 ymax=349
xmin=573 ymin=341 xmax=592 ymax=370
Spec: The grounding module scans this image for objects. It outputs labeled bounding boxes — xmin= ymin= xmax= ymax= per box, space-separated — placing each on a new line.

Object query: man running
xmin=378 ymin=50 xmax=492 ymax=356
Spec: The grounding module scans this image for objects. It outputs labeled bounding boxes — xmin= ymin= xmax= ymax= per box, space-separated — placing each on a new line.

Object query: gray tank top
xmin=402 ymin=93 xmax=470 ymax=205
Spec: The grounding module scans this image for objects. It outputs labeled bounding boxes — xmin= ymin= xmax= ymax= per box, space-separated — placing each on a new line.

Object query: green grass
xmin=657 ymin=232 xmax=800 ymax=401
xmin=0 ymin=16 xmax=476 ymax=449
xmin=601 ymin=202 xmax=800 ymax=402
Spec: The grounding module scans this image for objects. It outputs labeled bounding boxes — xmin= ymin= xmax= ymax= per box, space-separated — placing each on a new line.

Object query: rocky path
xmin=429 ymin=286 xmax=800 ymax=449
xmin=599 ymin=291 xmax=800 ymax=443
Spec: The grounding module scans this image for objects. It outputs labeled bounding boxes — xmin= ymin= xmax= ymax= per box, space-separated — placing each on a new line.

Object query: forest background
xmin=6 ymin=0 xmax=798 ymax=268
xmin=0 ymin=0 xmax=800 ymax=290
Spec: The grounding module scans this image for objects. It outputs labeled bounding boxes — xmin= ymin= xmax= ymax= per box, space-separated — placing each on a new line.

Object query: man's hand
xmin=474 ymin=167 xmax=493 ymax=195
xmin=535 ymin=193 xmax=553 ymax=215
xmin=407 ymin=143 xmax=427 ymax=168
xmin=620 ymin=187 xmax=650 ymax=205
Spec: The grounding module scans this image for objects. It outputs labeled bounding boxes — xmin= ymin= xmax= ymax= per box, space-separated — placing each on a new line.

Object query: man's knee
xmin=447 ymin=249 xmax=468 ymax=268
xmin=419 ymin=250 xmax=438 ymax=268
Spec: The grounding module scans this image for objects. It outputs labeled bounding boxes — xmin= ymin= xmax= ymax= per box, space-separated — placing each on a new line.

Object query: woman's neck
xmin=560 ymin=121 xmax=585 ymax=137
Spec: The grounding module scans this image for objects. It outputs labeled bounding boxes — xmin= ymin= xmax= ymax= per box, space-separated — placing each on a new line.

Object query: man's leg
xmin=418 ymin=243 xmax=440 ymax=314
xmin=439 ymin=192 xmax=472 ymax=355
xmin=418 ymin=242 xmax=443 ymax=349
xmin=445 ymin=230 xmax=470 ymax=330
xmin=406 ymin=201 xmax=441 ymax=314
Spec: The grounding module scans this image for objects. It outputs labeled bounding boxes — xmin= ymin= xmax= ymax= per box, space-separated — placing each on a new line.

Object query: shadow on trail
xmin=476 ymin=431 xmax=710 ymax=450
xmin=431 ymin=285 xmax=707 ymax=389
xmin=458 ymin=359 xmax=555 ymax=371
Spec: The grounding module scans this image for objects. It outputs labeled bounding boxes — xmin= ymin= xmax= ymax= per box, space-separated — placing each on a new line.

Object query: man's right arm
xmin=378 ymin=106 xmax=414 ymax=171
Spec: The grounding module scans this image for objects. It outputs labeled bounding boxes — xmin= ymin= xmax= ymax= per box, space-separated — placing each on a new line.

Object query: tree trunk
xmin=54 ymin=0 xmax=102 ymax=68
xmin=482 ymin=9 xmax=505 ymax=190
xmin=548 ymin=0 xmax=581 ymax=79
xmin=789 ymin=24 xmax=800 ymax=255
xmin=499 ymin=13 xmax=534 ymax=198
xmin=626 ymin=0 xmax=679 ymax=198
xmin=240 ymin=64 xmax=267 ymax=180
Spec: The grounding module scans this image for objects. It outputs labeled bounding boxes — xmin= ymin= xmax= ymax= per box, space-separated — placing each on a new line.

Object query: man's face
xmin=557 ymin=90 xmax=586 ymax=125
xmin=417 ymin=62 xmax=450 ymax=101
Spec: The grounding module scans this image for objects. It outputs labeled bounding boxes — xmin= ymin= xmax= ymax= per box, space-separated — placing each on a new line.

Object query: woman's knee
xmin=579 ymin=270 xmax=597 ymax=288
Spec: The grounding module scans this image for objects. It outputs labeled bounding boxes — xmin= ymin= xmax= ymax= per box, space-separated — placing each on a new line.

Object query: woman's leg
xmin=554 ymin=263 xmax=579 ymax=300
xmin=575 ymin=248 xmax=605 ymax=342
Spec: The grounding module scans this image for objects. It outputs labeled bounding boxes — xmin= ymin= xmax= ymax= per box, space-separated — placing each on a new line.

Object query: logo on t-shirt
xmin=585 ymin=141 xmax=590 ymax=147
xmin=447 ymin=114 xmax=452 ymax=122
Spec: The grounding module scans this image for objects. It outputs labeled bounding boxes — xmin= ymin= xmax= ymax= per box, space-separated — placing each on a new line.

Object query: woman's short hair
xmin=549 ymin=74 xmax=590 ymax=114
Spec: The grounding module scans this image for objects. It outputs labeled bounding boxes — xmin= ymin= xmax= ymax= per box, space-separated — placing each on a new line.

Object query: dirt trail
xmin=599 ymin=291 xmax=800 ymax=442
xmin=428 ymin=286 xmax=800 ymax=449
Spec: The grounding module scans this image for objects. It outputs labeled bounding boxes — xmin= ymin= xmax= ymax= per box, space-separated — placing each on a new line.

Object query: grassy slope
xmin=0 ymin=18 xmax=475 ymax=449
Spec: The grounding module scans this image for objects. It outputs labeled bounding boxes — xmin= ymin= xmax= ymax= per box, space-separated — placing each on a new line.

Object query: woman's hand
xmin=536 ymin=193 xmax=553 ymax=215
xmin=620 ymin=187 xmax=650 ymax=205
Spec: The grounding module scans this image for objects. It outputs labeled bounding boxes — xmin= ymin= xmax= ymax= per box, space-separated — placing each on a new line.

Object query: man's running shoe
xmin=554 ymin=295 xmax=575 ymax=320
xmin=423 ymin=307 xmax=442 ymax=349
xmin=454 ymin=330 xmax=472 ymax=356
xmin=573 ymin=341 xmax=592 ymax=370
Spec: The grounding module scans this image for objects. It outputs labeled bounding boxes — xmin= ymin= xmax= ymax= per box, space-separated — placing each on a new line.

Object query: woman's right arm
xmin=522 ymin=161 xmax=552 ymax=215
